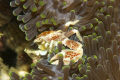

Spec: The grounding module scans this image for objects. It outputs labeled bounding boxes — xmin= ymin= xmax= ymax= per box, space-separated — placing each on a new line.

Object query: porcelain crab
xmin=33 ymin=20 xmax=83 ymax=65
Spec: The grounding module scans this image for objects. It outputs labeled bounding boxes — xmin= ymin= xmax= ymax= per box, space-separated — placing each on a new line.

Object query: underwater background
xmin=0 ymin=0 xmax=120 ymax=80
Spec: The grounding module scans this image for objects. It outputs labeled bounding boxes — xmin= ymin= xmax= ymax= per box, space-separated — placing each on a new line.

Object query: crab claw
xmin=50 ymin=53 xmax=73 ymax=65
xmin=51 ymin=59 xmax=71 ymax=65
xmin=50 ymin=49 xmax=83 ymax=65
xmin=24 ymin=48 xmax=47 ymax=59
xmin=50 ymin=60 xmax=59 ymax=65
xmin=50 ymin=53 xmax=59 ymax=62
xmin=50 ymin=51 xmax=66 ymax=63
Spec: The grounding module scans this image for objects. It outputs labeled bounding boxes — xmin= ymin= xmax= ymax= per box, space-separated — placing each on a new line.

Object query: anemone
xmin=9 ymin=0 xmax=120 ymax=80
xmin=0 ymin=0 xmax=14 ymax=27
xmin=10 ymin=0 xmax=103 ymax=41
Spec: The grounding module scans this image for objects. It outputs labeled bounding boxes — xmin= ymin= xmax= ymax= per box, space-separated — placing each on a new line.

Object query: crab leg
xmin=65 ymin=29 xmax=83 ymax=42
xmin=50 ymin=53 xmax=59 ymax=62
xmin=24 ymin=48 xmax=47 ymax=63
xmin=49 ymin=40 xmax=54 ymax=52
xmin=24 ymin=48 xmax=48 ymax=56
xmin=63 ymin=20 xmax=79 ymax=32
